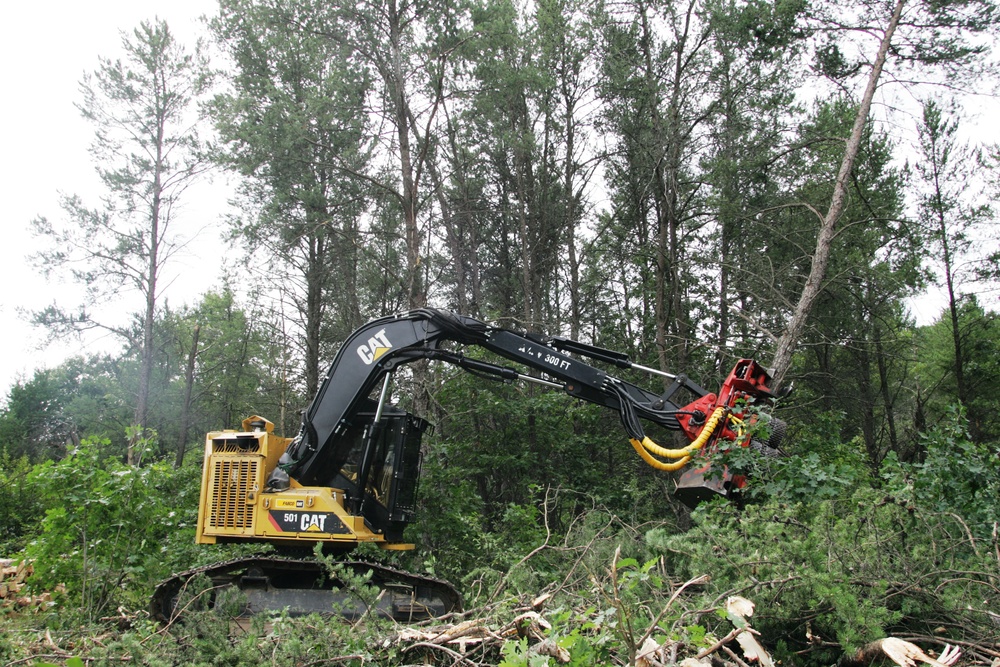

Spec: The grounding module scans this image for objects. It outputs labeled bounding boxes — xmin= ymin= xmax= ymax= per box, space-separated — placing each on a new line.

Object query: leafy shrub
xmin=647 ymin=486 xmax=999 ymax=664
xmin=882 ymin=405 xmax=1000 ymax=537
xmin=23 ymin=431 xmax=203 ymax=620
xmin=0 ymin=452 xmax=42 ymax=554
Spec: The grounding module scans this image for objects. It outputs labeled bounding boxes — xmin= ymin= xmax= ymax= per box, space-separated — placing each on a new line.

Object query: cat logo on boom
xmin=357 ymin=328 xmax=393 ymax=365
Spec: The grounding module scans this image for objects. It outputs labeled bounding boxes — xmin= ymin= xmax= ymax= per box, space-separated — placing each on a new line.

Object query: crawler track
xmin=151 ymin=556 xmax=462 ymax=623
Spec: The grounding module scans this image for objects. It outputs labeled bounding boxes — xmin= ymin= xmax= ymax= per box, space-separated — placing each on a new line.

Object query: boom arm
xmin=271 ymin=308 xmax=776 ymax=493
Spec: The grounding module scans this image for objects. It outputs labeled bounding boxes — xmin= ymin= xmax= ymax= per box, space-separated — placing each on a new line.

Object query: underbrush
xmin=0 ymin=520 xmax=744 ymax=667
xmin=650 ymin=491 xmax=1000 ymax=665
xmin=5 ymin=487 xmax=997 ymax=667
xmin=3 ymin=410 xmax=998 ymax=666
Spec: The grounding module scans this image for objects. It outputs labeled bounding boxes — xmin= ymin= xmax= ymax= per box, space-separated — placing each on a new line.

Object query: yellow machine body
xmin=194 ymin=416 xmax=411 ymax=551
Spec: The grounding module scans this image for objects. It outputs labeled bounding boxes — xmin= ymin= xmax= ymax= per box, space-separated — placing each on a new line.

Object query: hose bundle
xmin=610 ymin=382 xmax=726 ymax=472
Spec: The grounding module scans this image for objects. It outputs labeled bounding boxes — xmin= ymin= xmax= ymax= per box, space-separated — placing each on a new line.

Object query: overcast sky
xmin=0 ymin=1 xmax=230 ymax=391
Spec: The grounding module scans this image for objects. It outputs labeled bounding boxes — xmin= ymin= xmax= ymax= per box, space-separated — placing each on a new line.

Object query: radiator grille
xmin=207 ymin=458 xmax=258 ymax=531
xmin=212 ymin=437 xmax=261 ymax=454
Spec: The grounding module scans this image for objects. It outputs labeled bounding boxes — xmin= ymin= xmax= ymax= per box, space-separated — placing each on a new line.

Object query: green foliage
xmin=415 ymin=360 xmax=691 ymax=596
xmin=648 ymin=483 xmax=999 ymax=663
xmin=0 ymin=370 xmax=70 ymax=462
xmin=914 ymin=297 xmax=1000 ymax=444
xmin=883 ymin=405 xmax=1000 ymax=536
xmin=312 ymin=543 xmax=395 ymax=624
xmin=0 ymin=452 xmax=42 ymax=553
xmin=752 ymin=450 xmax=863 ymax=503
xmin=2 ymin=287 xmax=295 ymax=470
xmin=34 ymin=658 xmax=85 ymax=667
xmin=488 ymin=511 xmax=727 ymax=666
xmin=498 ymin=638 xmax=545 ymax=667
xmin=0 ymin=360 xmax=130 ymax=462
xmin=23 ymin=432 xmax=203 ymax=620
xmin=694 ymin=404 xmax=867 ymax=505
xmin=154 ymin=288 xmax=295 ymax=446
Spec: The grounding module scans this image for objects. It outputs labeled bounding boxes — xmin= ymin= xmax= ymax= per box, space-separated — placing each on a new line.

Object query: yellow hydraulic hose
xmin=727 ymin=414 xmax=747 ymax=439
xmin=628 ymin=406 xmax=727 ymax=471
xmin=629 ymin=440 xmax=691 ymax=471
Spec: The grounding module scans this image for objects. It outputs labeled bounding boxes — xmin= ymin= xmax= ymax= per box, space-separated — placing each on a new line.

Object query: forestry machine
xmin=152 ymin=308 xmax=784 ymax=623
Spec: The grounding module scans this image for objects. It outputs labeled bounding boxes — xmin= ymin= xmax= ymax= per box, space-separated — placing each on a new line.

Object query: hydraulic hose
xmin=628 ymin=406 xmax=727 ymax=471
xmin=629 ymin=440 xmax=692 ymax=471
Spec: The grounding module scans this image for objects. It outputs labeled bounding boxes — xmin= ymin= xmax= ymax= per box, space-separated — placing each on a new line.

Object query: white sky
xmin=0 ymin=1 xmax=231 ymax=392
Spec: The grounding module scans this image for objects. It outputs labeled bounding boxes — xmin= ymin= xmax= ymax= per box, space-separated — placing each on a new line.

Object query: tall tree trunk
xmin=131 ymin=115 xmax=166 ymax=466
xmin=933 ymin=176 xmax=967 ymax=404
xmin=514 ymin=98 xmax=540 ymax=328
xmin=717 ymin=224 xmax=731 ymax=374
xmin=418 ymin=106 xmax=470 ymax=314
xmin=637 ymin=0 xmax=699 ymax=376
xmin=304 ymin=230 xmax=325 ymax=399
xmin=875 ymin=330 xmax=899 ymax=454
xmin=769 ymin=0 xmax=905 ymax=387
xmin=176 ymin=323 xmax=200 ymax=468
xmin=636 ymin=0 xmax=674 ymax=376
xmin=664 ymin=5 xmax=695 ymax=371
xmin=387 ymin=0 xmax=424 ymax=310
xmin=562 ymin=81 xmax=581 ymax=340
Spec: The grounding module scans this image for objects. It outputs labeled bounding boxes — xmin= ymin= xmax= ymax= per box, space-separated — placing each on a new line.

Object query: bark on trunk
xmin=176 ymin=323 xmax=200 ymax=468
xmin=130 ymin=105 xmax=166 ymax=466
xmin=769 ymin=0 xmax=906 ymax=388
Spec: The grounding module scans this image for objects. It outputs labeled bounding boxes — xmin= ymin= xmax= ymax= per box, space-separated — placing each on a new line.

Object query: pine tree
xmin=31 ymin=19 xmax=210 ymax=464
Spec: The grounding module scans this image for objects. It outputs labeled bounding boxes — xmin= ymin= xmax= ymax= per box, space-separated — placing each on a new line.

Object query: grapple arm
xmin=273 ymin=308 xmax=779 ymax=501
